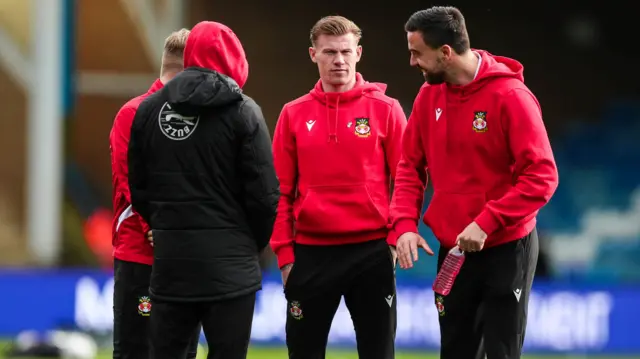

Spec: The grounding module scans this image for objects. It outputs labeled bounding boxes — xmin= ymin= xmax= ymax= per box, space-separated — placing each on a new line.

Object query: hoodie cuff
xmin=474 ymin=209 xmax=501 ymax=236
xmin=386 ymin=228 xmax=398 ymax=247
xmin=276 ymin=245 xmax=295 ymax=269
xmin=394 ymin=219 xmax=419 ymax=239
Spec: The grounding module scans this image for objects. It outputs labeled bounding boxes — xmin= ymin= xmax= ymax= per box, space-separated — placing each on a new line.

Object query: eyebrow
xmin=322 ymin=48 xmax=352 ymax=52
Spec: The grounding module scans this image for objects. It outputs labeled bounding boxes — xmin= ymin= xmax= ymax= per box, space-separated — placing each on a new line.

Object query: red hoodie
xmin=183 ymin=21 xmax=248 ymax=88
xmin=110 ymin=79 xmax=163 ymax=265
xmin=390 ymin=50 xmax=559 ymax=250
xmin=270 ymin=73 xmax=408 ymax=268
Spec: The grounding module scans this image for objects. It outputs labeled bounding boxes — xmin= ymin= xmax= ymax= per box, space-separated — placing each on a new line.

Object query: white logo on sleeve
xmin=435 ymin=108 xmax=442 ymax=121
xmin=158 ymin=102 xmax=199 ymax=140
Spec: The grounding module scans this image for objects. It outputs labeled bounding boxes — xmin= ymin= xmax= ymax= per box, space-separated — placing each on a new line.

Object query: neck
xmin=160 ymin=74 xmax=174 ymax=84
xmin=321 ymin=76 xmax=356 ymax=93
xmin=160 ymin=68 xmax=181 ymax=84
xmin=446 ymin=51 xmax=479 ymax=86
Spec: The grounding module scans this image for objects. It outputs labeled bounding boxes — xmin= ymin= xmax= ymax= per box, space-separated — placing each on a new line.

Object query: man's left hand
xmin=456 ymin=222 xmax=487 ymax=252
xmin=147 ymin=230 xmax=153 ymax=247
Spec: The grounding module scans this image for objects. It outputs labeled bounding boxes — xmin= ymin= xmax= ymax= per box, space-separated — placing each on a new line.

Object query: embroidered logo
xmin=289 ymin=301 xmax=303 ymax=320
xmin=138 ymin=296 xmax=152 ymax=316
xmin=354 ymin=118 xmax=371 ymax=137
xmin=435 ymin=295 xmax=445 ymax=316
xmin=472 ymin=111 xmax=487 ymax=133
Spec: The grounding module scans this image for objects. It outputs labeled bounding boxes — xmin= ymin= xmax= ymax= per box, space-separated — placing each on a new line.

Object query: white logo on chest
xmin=306 ymin=120 xmax=315 ymax=131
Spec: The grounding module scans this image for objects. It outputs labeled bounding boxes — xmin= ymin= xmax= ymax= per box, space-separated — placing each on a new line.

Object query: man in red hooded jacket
xmin=390 ymin=7 xmax=559 ymax=359
xmin=270 ymin=16 xmax=407 ymax=359
xmin=128 ymin=21 xmax=278 ymax=359
xmin=110 ymin=28 xmax=200 ymax=359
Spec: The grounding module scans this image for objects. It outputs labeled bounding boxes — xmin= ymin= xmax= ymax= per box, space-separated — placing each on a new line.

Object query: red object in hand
xmin=432 ymin=246 xmax=465 ymax=296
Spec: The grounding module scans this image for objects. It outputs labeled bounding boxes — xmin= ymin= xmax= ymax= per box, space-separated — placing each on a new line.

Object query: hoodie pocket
xmin=294 ymin=184 xmax=388 ymax=235
xmin=423 ymin=191 xmax=486 ymax=248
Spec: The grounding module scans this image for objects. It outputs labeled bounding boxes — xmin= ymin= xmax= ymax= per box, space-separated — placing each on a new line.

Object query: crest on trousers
xmin=138 ymin=296 xmax=152 ymax=316
xmin=472 ymin=111 xmax=487 ymax=133
xmin=158 ymin=102 xmax=200 ymax=140
xmin=435 ymin=295 xmax=445 ymax=316
xmin=354 ymin=118 xmax=371 ymax=137
xmin=289 ymin=301 xmax=303 ymax=320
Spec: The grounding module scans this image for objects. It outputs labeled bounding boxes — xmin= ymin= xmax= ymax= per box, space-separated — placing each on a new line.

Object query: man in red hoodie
xmin=110 ymin=29 xmax=200 ymax=359
xmin=390 ymin=7 xmax=559 ymax=359
xmin=270 ymin=15 xmax=407 ymax=359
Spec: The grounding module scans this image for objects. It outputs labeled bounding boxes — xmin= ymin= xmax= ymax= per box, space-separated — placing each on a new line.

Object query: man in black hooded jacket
xmin=128 ymin=21 xmax=279 ymax=359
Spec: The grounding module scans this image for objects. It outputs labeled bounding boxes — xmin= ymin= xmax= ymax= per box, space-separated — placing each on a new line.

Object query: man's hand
xmin=146 ymin=230 xmax=153 ymax=247
xmin=281 ymin=263 xmax=293 ymax=286
xmin=456 ymin=221 xmax=487 ymax=252
xmin=396 ymin=232 xmax=434 ymax=269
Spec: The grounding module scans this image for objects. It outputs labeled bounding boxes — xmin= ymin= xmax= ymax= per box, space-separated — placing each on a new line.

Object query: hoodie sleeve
xmin=474 ymin=88 xmax=559 ymax=237
xmin=128 ymin=109 xmax=151 ymax=225
xmin=238 ymin=100 xmax=280 ymax=252
xmin=384 ymin=100 xmax=408 ymax=179
xmin=389 ymin=92 xmax=428 ymax=240
xmin=269 ymin=106 xmax=297 ymax=268
xmin=111 ymin=106 xmax=151 ymax=234
xmin=384 ymin=100 xmax=408 ymax=246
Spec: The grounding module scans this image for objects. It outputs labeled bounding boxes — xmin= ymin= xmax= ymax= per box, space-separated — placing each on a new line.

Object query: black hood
xmin=165 ymin=67 xmax=243 ymax=116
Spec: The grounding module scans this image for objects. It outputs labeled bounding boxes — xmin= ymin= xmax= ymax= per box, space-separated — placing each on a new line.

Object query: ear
xmin=309 ymin=46 xmax=317 ymax=63
xmin=355 ymin=45 xmax=362 ymax=63
xmin=441 ymin=45 xmax=453 ymax=60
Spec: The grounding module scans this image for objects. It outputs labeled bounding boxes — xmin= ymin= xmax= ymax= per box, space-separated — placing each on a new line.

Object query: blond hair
xmin=161 ymin=28 xmax=190 ymax=76
xmin=310 ymin=16 xmax=362 ymax=46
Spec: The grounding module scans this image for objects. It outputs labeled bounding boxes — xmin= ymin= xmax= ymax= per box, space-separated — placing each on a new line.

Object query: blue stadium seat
xmin=590 ymin=240 xmax=640 ymax=281
xmin=539 ymin=100 xmax=640 ymax=281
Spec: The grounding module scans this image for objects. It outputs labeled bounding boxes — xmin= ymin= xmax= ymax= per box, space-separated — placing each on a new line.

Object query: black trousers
xmin=149 ymin=293 xmax=256 ymax=359
xmin=285 ymin=239 xmax=396 ymax=359
xmin=436 ymin=229 xmax=539 ymax=359
xmin=113 ymin=259 xmax=200 ymax=359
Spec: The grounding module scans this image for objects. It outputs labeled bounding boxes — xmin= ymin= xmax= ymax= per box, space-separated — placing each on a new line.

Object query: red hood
xmin=447 ymin=49 xmax=524 ymax=97
xmin=310 ymin=73 xmax=386 ymax=108
xmin=183 ymin=21 xmax=249 ymax=88
xmin=308 ymin=73 xmax=387 ymax=143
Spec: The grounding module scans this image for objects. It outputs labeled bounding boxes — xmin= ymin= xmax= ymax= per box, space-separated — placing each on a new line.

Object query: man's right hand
xmin=281 ymin=263 xmax=293 ymax=286
xmin=396 ymin=232 xmax=434 ymax=269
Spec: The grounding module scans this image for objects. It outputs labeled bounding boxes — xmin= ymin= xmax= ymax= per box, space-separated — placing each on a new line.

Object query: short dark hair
xmin=405 ymin=6 xmax=470 ymax=54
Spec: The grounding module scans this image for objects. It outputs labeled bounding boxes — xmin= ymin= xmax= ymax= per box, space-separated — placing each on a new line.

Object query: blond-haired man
xmin=270 ymin=16 xmax=406 ymax=359
xmin=110 ymin=28 xmax=200 ymax=359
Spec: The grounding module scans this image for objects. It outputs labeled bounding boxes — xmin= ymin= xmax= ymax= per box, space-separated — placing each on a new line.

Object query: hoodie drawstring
xmin=327 ymin=95 xmax=340 ymax=143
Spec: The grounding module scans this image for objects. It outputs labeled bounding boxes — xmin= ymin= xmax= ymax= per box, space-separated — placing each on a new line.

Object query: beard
xmin=420 ymin=57 xmax=447 ymax=85
xmin=423 ymin=69 xmax=446 ymax=85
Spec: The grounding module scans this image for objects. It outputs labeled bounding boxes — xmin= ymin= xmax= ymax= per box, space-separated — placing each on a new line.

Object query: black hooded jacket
xmin=128 ymin=59 xmax=279 ymax=300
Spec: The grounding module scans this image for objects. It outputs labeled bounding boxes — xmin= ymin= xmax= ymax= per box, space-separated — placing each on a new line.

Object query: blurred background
xmin=0 ymin=0 xmax=638 ymax=358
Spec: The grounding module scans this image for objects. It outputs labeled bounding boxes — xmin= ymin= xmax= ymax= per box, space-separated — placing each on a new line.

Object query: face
xmin=407 ymin=31 xmax=451 ymax=85
xmin=309 ymin=33 xmax=362 ymax=87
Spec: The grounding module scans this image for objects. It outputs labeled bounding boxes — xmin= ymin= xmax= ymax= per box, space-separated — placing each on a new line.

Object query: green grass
xmin=2 ymin=342 xmax=640 ymax=358
xmin=0 ymin=342 xmax=640 ymax=359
